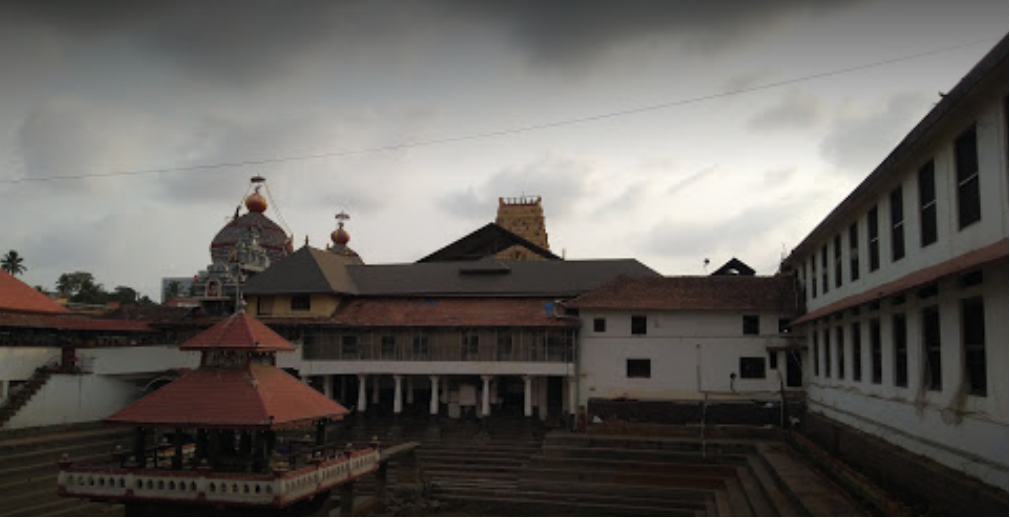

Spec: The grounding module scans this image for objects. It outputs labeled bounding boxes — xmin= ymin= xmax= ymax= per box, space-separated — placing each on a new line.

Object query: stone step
xmin=546 ymin=433 xmax=761 ymax=455
xmin=520 ymin=465 xmax=730 ymax=491
xmin=41 ymin=500 xmax=123 ymax=517
xmin=435 ymin=482 xmax=716 ymax=513
xmin=735 ymin=466 xmax=776 ymax=516
xmin=526 ymin=455 xmax=741 ymax=479
xmin=0 ymin=427 xmax=130 ymax=456
xmin=744 ymin=454 xmax=802 ymax=516
xmin=540 ymin=444 xmax=747 ymax=466
xmin=0 ymin=436 xmax=126 ymax=468
xmin=722 ymin=473 xmax=755 ymax=517
xmin=432 ymin=489 xmax=705 ymax=517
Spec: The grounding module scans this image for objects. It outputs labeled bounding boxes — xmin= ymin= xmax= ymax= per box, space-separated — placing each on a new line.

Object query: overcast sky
xmin=0 ymin=0 xmax=1005 ymax=299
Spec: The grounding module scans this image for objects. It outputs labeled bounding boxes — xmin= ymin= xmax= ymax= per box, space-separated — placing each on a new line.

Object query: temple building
xmin=494 ymin=196 xmax=552 ymax=261
xmin=192 ymin=176 xmax=294 ymax=315
xmin=57 ymin=309 xmax=378 ymax=516
xmin=244 ymin=213 xmax=659 ymax=422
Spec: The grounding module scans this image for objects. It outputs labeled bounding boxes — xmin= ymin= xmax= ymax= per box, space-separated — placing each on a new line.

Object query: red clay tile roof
xmin=0 ymin=311 xmax=153 ymax=332
xmin=181 ymin=312 xmax=294 ymax=351
xmin=0 ymin=270 xmax=68 ymax=314
xmin=793 ymin=238 xmax=1008 ymax=325
xmin=568 ymin=276 xmax=798 ymax=313
xmin=278 ymin=297 xmax=578 ymax=328
xmin=106 ymin=365 xmax=349 ymax=429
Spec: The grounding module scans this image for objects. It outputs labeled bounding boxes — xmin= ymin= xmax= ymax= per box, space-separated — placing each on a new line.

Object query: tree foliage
xmin=1 ymin=250 xmax=26 ymax=276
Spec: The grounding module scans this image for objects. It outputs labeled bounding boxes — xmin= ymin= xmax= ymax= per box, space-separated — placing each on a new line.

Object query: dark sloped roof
xmin=0 ymin=311 xmax=153 ymax=332
xmin=568 ymin=275 xmax=798 ymax=313
xmin=712 ymin=258 xmax=756 ymax=277
xmin=347 ymin=259 xmax=661 ymax=298
xmin=418 ymin=223 xmax=560 ymax=263
xmin=323 ymin=298 xmax=578 ymax=328
xmin=244 ymin=246 xmax=359 ymax=295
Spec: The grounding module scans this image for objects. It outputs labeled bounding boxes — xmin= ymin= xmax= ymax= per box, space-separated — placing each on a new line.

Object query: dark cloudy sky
xmin=0 ymin=0 xmax=1005 ymax=298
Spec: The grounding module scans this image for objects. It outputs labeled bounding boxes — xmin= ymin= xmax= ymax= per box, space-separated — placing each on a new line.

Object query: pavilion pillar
xmin=481 ymin=376 xmax=493 ymax=418
xmin=357 ymin=374 xmax=368 ymax=413
xmin=568 ymin=376 xmax=578 ymax=418
xmin=429 ymin=375 xmax=441 ymax=416
xmin=529 ymin=373 xmax=537 ymax=418
xmin=371 ymin=375 xmax=381 ymax=405
xmin=393 ymin=375 xmax=403 ymax=415
xmin=133 ymin=427 xmax=147 ymax=468
xmin=172 ymin=428 xmax=184 ymax=469
xmin=339 ymin=481 xmax=356 ymax=517
xmin=538 ymin=377 xmax=549 ymax=421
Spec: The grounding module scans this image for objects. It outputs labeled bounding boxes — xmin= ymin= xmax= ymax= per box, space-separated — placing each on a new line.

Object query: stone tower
xmin=495 ymin=196 xmax=551 ymax=261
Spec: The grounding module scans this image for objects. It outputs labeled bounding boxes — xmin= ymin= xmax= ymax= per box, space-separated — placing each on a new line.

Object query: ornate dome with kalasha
xmin=328 ymin=211 xmax=362 ymax=263
xmin=209 ymin=178 xmax=292 ymax=265
xmin=245 ymin=190 xmax=268 ymax=214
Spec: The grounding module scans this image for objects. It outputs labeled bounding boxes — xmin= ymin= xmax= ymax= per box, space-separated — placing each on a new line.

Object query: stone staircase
xmin=0 ymin=425 xmax=129 ymax=517
xmin=0 ymin=366 xmax=55 ymax=428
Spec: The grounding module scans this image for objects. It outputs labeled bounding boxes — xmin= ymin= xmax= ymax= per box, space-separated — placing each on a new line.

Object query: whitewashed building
xmin=568 ymin=275 xmax=801 ymax=410
xmin=781 ymin=37 xmax=1007 ymax=491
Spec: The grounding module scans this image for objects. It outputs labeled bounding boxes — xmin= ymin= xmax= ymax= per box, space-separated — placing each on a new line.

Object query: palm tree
xmin=1 ymin=250 xmax=26 ymax=276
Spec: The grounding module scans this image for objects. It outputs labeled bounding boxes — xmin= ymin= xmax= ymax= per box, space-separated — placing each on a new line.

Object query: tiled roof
xmin=181 ymin=312 xmax=294 ymax=351
xmin=568 ymin=275 xmax=798 ymax=313
xmin=106 ymin=365 xmax=349 ymax=429
xmin=793 ymin=238 xmax=1007 ymax=325
xmin=0 ymin=270 xmax=68 ymax=314
xmin=244 ymin=246 xmax=359 ymax=296
xmin=307 ymin=297 xmax=578 ymax=328
xmin=0 ymin=311 xmax=153 ymax=332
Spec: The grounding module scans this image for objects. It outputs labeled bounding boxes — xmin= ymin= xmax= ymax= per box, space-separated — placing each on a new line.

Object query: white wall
xmin=805 ymin=263 xmax=1008 ymax=489
xmin=0 ymin=347 xmax=60 ymax=380
xmin=4 ymin=374 xmax=142 ymax=430
xmin=79 ymin=346 xmax=199 ymax=375
xmin=578 ymin=309 xmax=793 ymax=406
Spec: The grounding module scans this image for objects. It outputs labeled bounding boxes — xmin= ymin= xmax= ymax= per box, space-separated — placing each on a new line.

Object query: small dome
xmin=331 ymin=225 xmax=350 ymax=245
xmin=245 ymin=191 xmax=268 ymax=213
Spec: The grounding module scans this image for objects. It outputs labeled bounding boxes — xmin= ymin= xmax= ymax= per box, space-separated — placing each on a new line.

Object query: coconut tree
xmin=1 ymin=250 xmax=26 ymax=276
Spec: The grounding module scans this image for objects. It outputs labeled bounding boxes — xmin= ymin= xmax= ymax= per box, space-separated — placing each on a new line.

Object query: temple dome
xmin=210 ymin=212 xmax=290 ymax=265
xmin=245 ymin=191 xmax=268 ymax=213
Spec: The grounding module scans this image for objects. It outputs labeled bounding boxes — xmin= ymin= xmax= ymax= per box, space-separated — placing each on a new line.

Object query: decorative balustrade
xmin=58 ymin=448 xmax=380 ymax=508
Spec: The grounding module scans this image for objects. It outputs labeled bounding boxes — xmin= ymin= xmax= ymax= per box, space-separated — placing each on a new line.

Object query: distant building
xmin=568 ymin=275 xmax=801 ymax=410
xmin=781 ymin=37 xmax=1007 ymax=496
xmin=160 ymin=276 xmax=195 ymax=303
xmin=495 ymin=196 xmax=552 ymax=261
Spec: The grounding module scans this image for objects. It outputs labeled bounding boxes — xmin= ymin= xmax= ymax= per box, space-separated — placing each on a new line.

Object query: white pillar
xmin=538 ymin=377 xmax=549 ymax=421
xmin=393 ymin=375 xmax=404 ymax=415
xmin=372 ymin=375 xmax=381 ymax=405
xmin=481 ymin=376 xmax=493 ymax=418
xmin=406 ymin=376 xmax=415 ymax=405
xmin=429 ymin=375 xmax=441 ymax=416
xmin=523 ymin=376 xmax=533 ymax=418
xmin=357 ymin=374 xmax=368 ymax=413
xmin=568 ymin=377 xmax=578 ymax=417
xmin=323 ymin=375 xmax=333 ymax=400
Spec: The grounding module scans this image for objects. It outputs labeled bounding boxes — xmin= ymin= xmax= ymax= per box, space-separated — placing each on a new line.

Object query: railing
xmin=300 ymin=329 xmax=577 ymax=364
xmin=58 ymin=448 xmax=380 ymax=508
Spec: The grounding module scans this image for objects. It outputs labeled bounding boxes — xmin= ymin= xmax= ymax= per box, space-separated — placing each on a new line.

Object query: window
xmin=836 ymin=326 xmax=845 ymax=380
xmin=461 ymin=331 xmax=479 ymax=360
xmin=768 ymin=351 xmax=778 ymax=370
xmin=742 ymin=315 xmax=760 ymax=335
xmin=631 ymin=315 xmax=648 ymax=336
xmin=821 ymin=245 xmax=829 ymax=294
xmin=626 ymin=359 xmax=651 ymax=379
xmin=870 ymin=319 xmax=882 ymax=384
xmin=823 ymin=328 xmax=832 ymax=379
xmin=739 ymin=357 xmax=767 ymax=379
xmin=496 ymin=332 xmax=513 ymax=360
xmin=918 ymin=161 xmax=938 ymax=247
xmin=341 ymin=335 xmax=358 ymax=358
xmin=834 ymin=235 xmax=843 ymax=288
xmin=922 ymin=306 xmax=942 ymax=391
xmin=890 ymin=187 xmax=905 ymax=262
xmin=256 ymin=296 xmax=274 ymax=316
xmin=291 ymin=295 xmax=311 ymax=312
xmin=851 ymin=322 xmax=862 ymax=382
xmin=893 ymin=314 xmax=908 ymax=388
xmin=868 ymin=206 xmax=880 ymax=272
xmin=593 ymin=318 xmax=607 ymax=333
xmin=778 ymin=318 xmax=791 ymax=335
xmin=955 ymin=125 xmax=981 ymax=228
xmin=380 ymin=335 xmax=397 ymax=359
xmin=962 ymin=297 xmax=987 ymax=396
xmin=412 ymin=335 xmax=429 ymax=358
xmin=849 ymin=223 xmax=860 ymax=282
xmin=812 ymin=330 xmax=820 ymax=377
xmin=810 ymin=256 xmax=818 ymax=299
